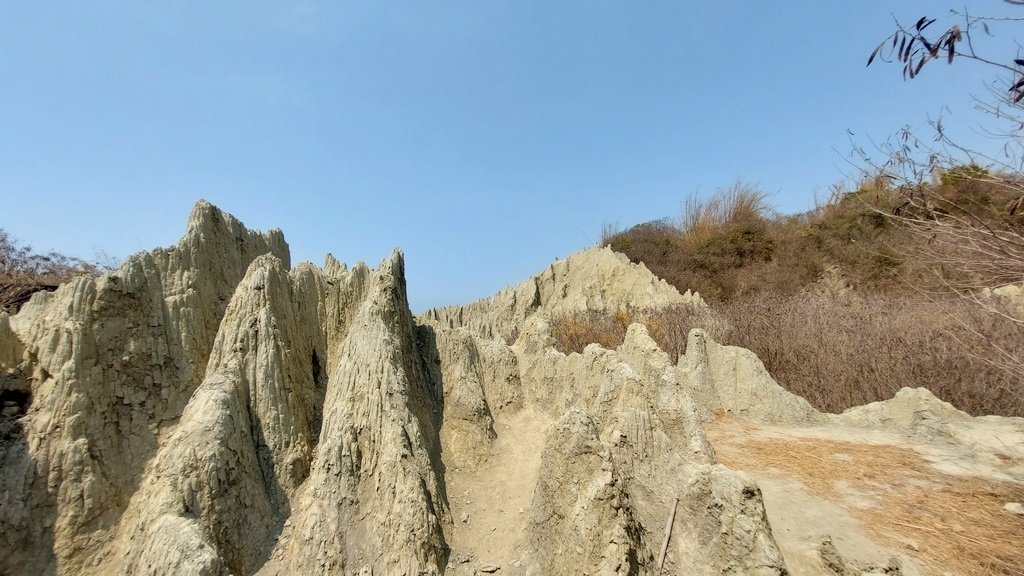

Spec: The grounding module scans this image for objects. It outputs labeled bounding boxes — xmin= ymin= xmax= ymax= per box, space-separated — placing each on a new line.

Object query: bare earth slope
xmin=1 ymin=201 xmax=1021 ymax=575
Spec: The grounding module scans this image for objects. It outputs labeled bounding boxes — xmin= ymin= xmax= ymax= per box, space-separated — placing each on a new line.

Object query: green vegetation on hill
xmin=603 ymin=176 xmax=1024 ymax=303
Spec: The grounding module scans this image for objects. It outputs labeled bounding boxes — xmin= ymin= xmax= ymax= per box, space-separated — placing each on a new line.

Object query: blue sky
xmin=2 ymin=2 xmax=1021 ymax=311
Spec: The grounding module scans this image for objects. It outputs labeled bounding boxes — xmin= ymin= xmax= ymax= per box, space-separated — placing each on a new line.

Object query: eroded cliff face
xmin=1 ymin=201 xmax=289 ymax=575
xmin=2 ymin=201 xmax=1021 ymax=576
xmin=0 ymin=202 xmax=448 ymax=575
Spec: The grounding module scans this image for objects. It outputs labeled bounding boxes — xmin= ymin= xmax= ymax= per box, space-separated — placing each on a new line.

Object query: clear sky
xmin=2 ymin=2 xmax=1021 ymax=311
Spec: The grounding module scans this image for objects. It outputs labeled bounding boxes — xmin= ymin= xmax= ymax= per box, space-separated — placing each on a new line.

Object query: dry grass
xmin=709 ymin=418 xmax=1024 ymax=576
xmin=549 ymin=304 xmax=725 ymax=363
xmin=550 ymin=294 xmax=1023 ymax=418
xmin=718 ymin=292 xmax=1024 ymax=417
xmin=679 ymin=181 xmax=773 ymax=245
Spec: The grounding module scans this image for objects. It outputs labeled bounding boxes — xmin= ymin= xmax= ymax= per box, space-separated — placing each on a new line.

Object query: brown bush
xmin=717 ymin=293 xmax=1024 ymax=417
xmin=550 ymin=304 xmax=724 ymax=364
xmin=550 ymin=309 xmax=632 ymax=355
xmin=599 ymin=177 xmax=1024 ymax=418
xmin=602 ymin=181 xmax=941 ymax=303
xmin=605 ymin=184 xmax=791 ymax=302
xmin=0 ymin=229 xmax=109 ymax=313
xmin=679 ymin=181 xmax=773 ymax=246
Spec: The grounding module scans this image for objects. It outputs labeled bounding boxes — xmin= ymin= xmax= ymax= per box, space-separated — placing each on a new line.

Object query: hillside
xmin=0 ymin=201 xmax=1022 ymax=575
xmin=599 ymin=180 xmax=1024 ymax=418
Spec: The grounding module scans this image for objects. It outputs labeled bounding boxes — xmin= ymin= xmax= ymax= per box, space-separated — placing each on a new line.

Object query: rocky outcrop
xmin=683 ymin=328 xmax=823 ymax=425
xmin=1 ymin=201 xmax=288 ymax=575
xmin=3 ymin=201 xmax=1020 ymax=575
xmin=528 ymin=409 xmax=646 ymax=575
xmin=419 ymin=326 xmax=521 ymax=469
xmin=281 ymin=251 xmax=447 ymax=575
xmin=673 ymin=466 xmax=787 ymax=576
xmin=109 ymin=255 xmax=331 ymax=575
xmin=427 ymin=268 xmax=788 ymax=574
xmin=0 ymin=202 xmax=449 ymax=575
xmin=421 ymin=247 xmax=703 ymax=343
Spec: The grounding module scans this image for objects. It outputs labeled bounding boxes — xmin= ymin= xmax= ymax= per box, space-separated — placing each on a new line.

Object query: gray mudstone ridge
xmin=2 ymin=200 xmax=1021 ymax=575
xmin=421 ymin=247 xmax=704 ymax=344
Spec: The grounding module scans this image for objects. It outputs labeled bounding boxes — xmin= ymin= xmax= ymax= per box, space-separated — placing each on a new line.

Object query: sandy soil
xmin=445 ymin=407 xmax=552 ymax=576
xmin=706 ymin=417 xmax=1024 ymax=576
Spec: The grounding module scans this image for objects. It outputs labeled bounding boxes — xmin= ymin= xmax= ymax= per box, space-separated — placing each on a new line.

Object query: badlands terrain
xmin=1 ymin=201 xmax=1022 ymax=575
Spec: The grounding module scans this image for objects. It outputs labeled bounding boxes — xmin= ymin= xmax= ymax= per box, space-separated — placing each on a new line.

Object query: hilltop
xmin=599 ymin=179 xmax=1024 ymax=418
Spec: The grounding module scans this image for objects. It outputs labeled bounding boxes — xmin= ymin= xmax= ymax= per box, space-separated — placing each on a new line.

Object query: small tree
xmin=860 ymin=6 xmax=1024 ymax=386
xmin=861 ymin=6 xmax=1024 ymax=293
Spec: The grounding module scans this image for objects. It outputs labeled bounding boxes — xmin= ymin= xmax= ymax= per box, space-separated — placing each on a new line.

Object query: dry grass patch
xmin=709 ymin=418 xmax=1024 ymax=576
xmin=550 ymin=304 xmax=724 ymax=363
xmin=718 ymin=292 xmax=1024 ymax=417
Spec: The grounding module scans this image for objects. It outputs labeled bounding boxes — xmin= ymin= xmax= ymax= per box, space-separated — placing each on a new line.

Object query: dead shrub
xmin=0 ymin=229 xmax=110 ymax=313
xmin=550 ymin=309 xmax=631 ymax=355
xmin=550 ymin=304 xmax=724 ymax=363
xmin=718 ymin=293 xmax=1024 ymax=417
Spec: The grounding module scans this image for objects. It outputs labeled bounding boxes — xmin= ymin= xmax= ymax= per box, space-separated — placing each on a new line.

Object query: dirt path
xmin=445 ymin=407 xmax=552 ymax=575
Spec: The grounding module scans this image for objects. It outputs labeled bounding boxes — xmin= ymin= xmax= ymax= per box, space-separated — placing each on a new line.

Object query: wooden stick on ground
xmin=658 ymin=497 xmax=680 ymax=574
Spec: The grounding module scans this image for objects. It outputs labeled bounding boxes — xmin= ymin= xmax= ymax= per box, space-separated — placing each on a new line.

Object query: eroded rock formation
xmin=2 ymin=201 xmax=1021 ymax=576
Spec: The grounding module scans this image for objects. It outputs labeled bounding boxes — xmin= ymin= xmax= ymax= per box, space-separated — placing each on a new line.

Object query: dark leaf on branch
xmin=982 ymin=21 xmax=991 ymax=35
xmin=867 ymin=41 xmax=885 ymax=66
xmin=1009 ymin=77 xmax=1024 ymax=92
xmin=1015 ymin=59 xmax=1024 ymax=67
xmin=947 ymin=39 xmax=955 ymax=64
xmin=899 ymin=37 xmax=907 ymax=61
xmin=915 ymin=55 xmax=927 ymax=76
xmin=915 ymin=16 xmax=927 ymax=31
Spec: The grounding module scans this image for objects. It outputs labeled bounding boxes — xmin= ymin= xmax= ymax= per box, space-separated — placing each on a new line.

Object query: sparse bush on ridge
xmin=593 ymin=178 xmax=1024 ymax=417
xmin=0 ymin=229 xmax=113 ymax=313
xmin=550 ymin=304 xmax=725 ymax=364
xmin=603 ymin=180 xmax=930 ymax=302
